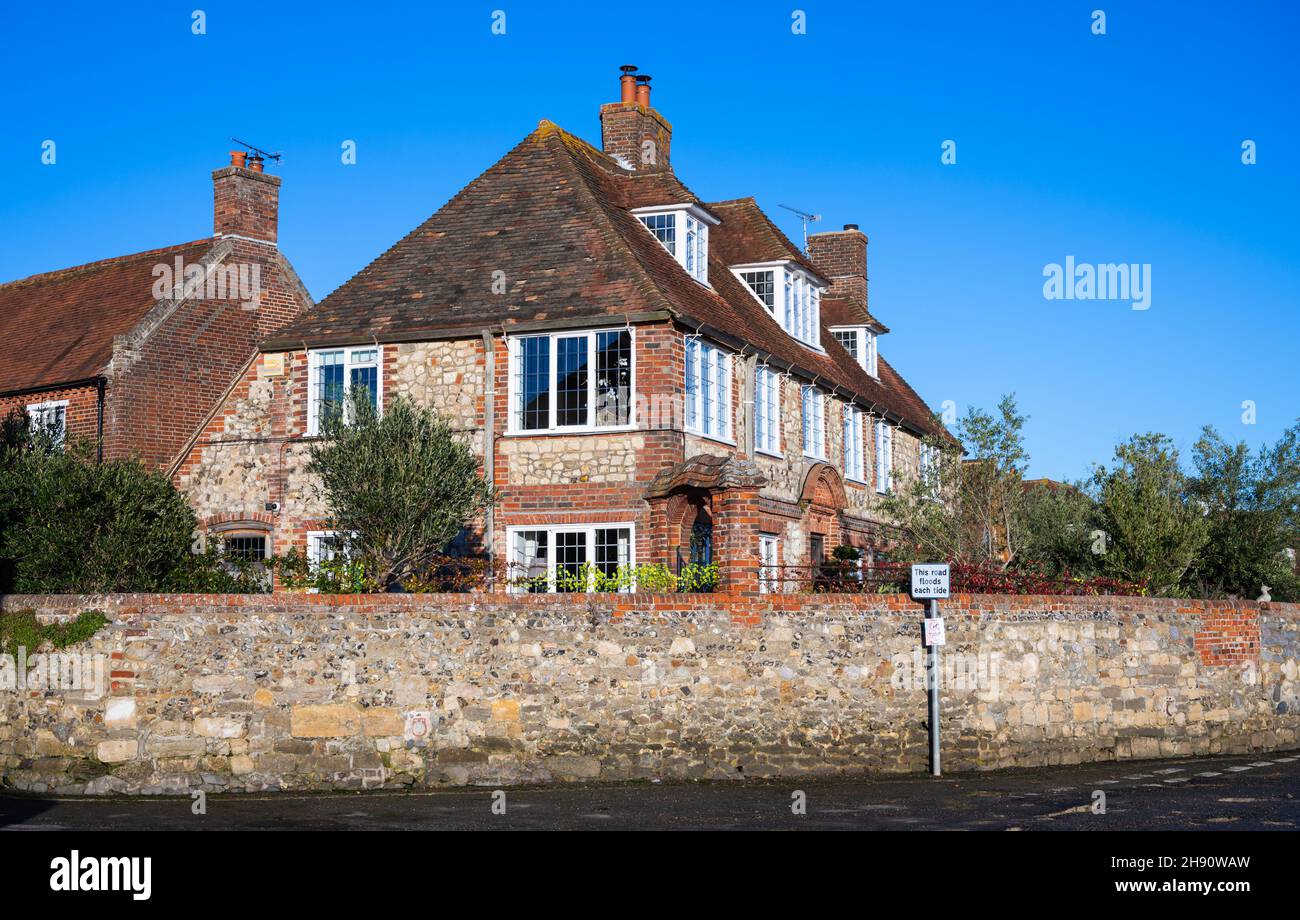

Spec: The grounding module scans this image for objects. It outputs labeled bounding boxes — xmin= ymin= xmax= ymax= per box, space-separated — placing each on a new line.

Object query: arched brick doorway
xmin=799 ymin=463 xmax=846 ymax=565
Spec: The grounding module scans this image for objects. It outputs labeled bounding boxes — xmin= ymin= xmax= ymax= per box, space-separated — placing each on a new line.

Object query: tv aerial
xmin=779 ymin=203 xmax=822 ymax=252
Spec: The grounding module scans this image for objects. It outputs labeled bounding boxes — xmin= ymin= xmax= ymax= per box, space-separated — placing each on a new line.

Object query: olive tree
xmin=309 ymin=393 xmax=495 ymax=589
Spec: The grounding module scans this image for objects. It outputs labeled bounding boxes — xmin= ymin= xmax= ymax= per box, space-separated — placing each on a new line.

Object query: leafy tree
xmin=309 ymin=393 xmax=495 ymax=589
xmin=880 ymin=394 xmax=1029 ymax=567
xmin=1087 ymin=433 xmax=1207 ymax=596
xmin=1017 ymin=481 xmax=1101 ymax=578
xmin=0 ymin=436 xmax=235 ymax=593
xmin=1186 ymin=422 xmax=1300 ymax=601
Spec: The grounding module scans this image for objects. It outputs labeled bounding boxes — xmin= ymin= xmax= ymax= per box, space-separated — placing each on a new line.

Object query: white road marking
xmin=1153 ymin=768 xmax=1184 ymax=774
xmin=1197 ymin=771 xmax=1223 ymax=777
xmin=1227 ymin=766 xmax=1252 ymax=772
xmin=1124 ymin=774 xmax=1153 ymax=780
xmin=1098 ymin=779 xmax=1119 ymax=785
xmin=1272 ymin=757 xmax=1297 ymax=763
xmin=1163 ymin=777 xmax=1190 ymax=784
xmin=1249 ymin=761 xmax=1274 ymax=768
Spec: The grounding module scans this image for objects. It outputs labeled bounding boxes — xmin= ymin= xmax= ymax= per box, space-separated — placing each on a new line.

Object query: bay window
xmin=509 ymin=329 xmax=634 ymax=433
xmin=843 ymin=405 xmax=865 ymax=481
xmin=802 ymin=385 xmax=826 ymax=460
xmin=508 ymin=524 xmax=634 ymax=593
xmin=753 ymin=365 xmax=781 ymax=456
xmin=308 ymin=346 xmax=381 ymax=435
xmin=684 ymin=338 xmax=732 ymax=441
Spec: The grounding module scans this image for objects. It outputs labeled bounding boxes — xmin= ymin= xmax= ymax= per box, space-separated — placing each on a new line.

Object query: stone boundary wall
xmin=1 ymin=592 xmax=1297 ymax=795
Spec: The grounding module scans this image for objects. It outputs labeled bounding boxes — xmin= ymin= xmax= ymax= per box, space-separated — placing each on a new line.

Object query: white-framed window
xmin=308 ymin=346 xmax=382 ymax=436
xmin=507 ymin=524 xmax=634 ymax=594
xmin=843 ymin=404 xmax=865 ymax=482
xmin=801 ymin=385 xmax=826 ymax=460
xmin=875 ymin=419 xmax=894 ymax=494
xmin=508 ymin=328 xmax=634 ymax=434
xmin=26 ymin=399 xmax=68 ymax=447
xmin=759 ymin=533 xmax=780 ymax=594
xmin=684 ymin=337 xmax=732 ymax=441
xmin=307 ymin=531 xmax=348 ymax=567
xmin=753 ymin=365 xmax=781 ymax=456
xmin=632 ymin=204 xmax=718 ymax=285
xmin=830 ymin=326 xmax=878 ymax=377
xmin=733 ymin=262 xmax=822 ymax=349
xmin=920 ymin=442 xmax=942 ymax=500
xmin=738 ymin=269 xmax=775 ymax=312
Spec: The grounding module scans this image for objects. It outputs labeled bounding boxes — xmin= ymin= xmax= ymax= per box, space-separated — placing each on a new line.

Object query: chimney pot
xmin=230 ymin=150 xmax=247 ymax=169
xmin=247 ymin=154 xmax=265 ymax=173
xmin=844 ymin=223 xmax=859 ymax=231
xmin=619 ymin=64 xmax=638 ymax=103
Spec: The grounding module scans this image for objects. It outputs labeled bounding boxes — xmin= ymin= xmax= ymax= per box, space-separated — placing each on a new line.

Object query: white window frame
xmin=829 ymin=326 xmax=878 ymax=378
xmin=920 ymin=442 xmax=942 ymax=501
xmin=306 ymin=531 xmax=349 ymax=567
xmin=843 ymin=404 xmax=865 ymax=482
xmin=506 ymin=328 xmax=637 ymax=435
xmin=505 ymin=523 xmax=636 ymax=594
xmin=731 ymin=261 xmax=824 ymax=350
xmin=632 ymin=204 xmax=719 ymax=286
xmin=758 ymin=533 xmax=780 ymax=594
xmin=684 ymin=337 xmax=733 ymax=443
xmin=875 ymin=419 xmax=894 ymax=494
xmin=26 ymin=399 xmax=69 ymax=447
xmin=801 ymin=385 xmax=826 ymax=461
xmin=737 ymin=268 xmax=776 ymax=313
xmin=753 ymin=365 xmax=782 ymax=457
xmin=307 ymin=345 xmax=384 ymax=436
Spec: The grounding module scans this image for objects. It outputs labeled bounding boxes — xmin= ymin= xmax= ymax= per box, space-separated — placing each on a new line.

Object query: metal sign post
xmin=911 ymin=564 xmax=950 ymax=778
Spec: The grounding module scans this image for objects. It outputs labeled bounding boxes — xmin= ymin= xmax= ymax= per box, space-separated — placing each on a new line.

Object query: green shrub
xmin=0 ymin=435 xmax=255 ymax=594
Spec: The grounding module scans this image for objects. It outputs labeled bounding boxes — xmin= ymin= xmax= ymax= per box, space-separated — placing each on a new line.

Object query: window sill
xmin=686 ymin=429 xmax=736 ymax=447
xmin=504 ymin=424 xmax=638 ymax=438
xmin=803 ymin=453 xmax=828 ymax=464
xmin=754 ymin=447 xmax=784 ymax=460
xmin=845 ymin=475 xmax=868 ymax=486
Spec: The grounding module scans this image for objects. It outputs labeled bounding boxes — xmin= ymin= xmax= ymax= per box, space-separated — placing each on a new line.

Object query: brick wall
xmin=105 ymin=239 xmax=309 ymax=470
xmin=1 ymin=592 xmax=1296 ymax=794
xmin=0 ymin=382 xmax=100 ymax=448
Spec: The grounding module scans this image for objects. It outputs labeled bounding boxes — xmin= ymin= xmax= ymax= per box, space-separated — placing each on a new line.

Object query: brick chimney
xmin=599 ymin=65 xmax=672 ymax=171
xmin=808 ymin=224 xmax=868 ymax=307
xmin=212 ymin=150 xmax=280 ymax=244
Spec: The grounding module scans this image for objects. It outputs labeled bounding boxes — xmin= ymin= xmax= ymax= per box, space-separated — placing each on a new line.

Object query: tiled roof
xmin=0 ymin=240 xmax=213 ymax=394
xmin=268 ymin=120 xmax=950 ymax=442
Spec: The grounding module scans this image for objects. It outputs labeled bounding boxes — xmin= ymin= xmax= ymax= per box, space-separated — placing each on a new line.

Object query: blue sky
xmin=2 ymin=1 xmax=1296 ymax=480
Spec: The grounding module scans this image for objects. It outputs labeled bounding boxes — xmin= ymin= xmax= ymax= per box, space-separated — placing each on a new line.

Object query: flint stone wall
xmin=0 ymin=592 xmax=1296 ymax=795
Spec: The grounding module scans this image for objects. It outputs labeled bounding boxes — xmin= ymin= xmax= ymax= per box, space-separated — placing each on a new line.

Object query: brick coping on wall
xmin=2 ymin=590 xmax=1295 ymax=618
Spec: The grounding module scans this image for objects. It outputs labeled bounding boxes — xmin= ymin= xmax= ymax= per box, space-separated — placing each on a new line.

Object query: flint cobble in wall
xmin=1 ymin=593 xmax=1295 ymax=795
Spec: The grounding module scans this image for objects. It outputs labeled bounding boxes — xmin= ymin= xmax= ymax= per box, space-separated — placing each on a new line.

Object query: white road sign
xmin=911 ymin=563 xmax=951 ymax=599
xmin=923 ymin=617 xmax=946 ymax=647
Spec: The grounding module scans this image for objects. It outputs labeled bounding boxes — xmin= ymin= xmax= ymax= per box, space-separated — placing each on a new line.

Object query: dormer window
xmin=732 ymin=262 xmax=823 ymax=349
xmin=830 ymin=326 xmax=878 ymax=377
xmin=738 ymin=269 xmax=775 ymax=311
xmin=632 ymin=204 xmax=718 ymax=285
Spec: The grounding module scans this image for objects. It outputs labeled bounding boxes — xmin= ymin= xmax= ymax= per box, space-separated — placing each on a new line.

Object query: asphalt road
xmin=1 ymin=751 xmax=1297 ymax=831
